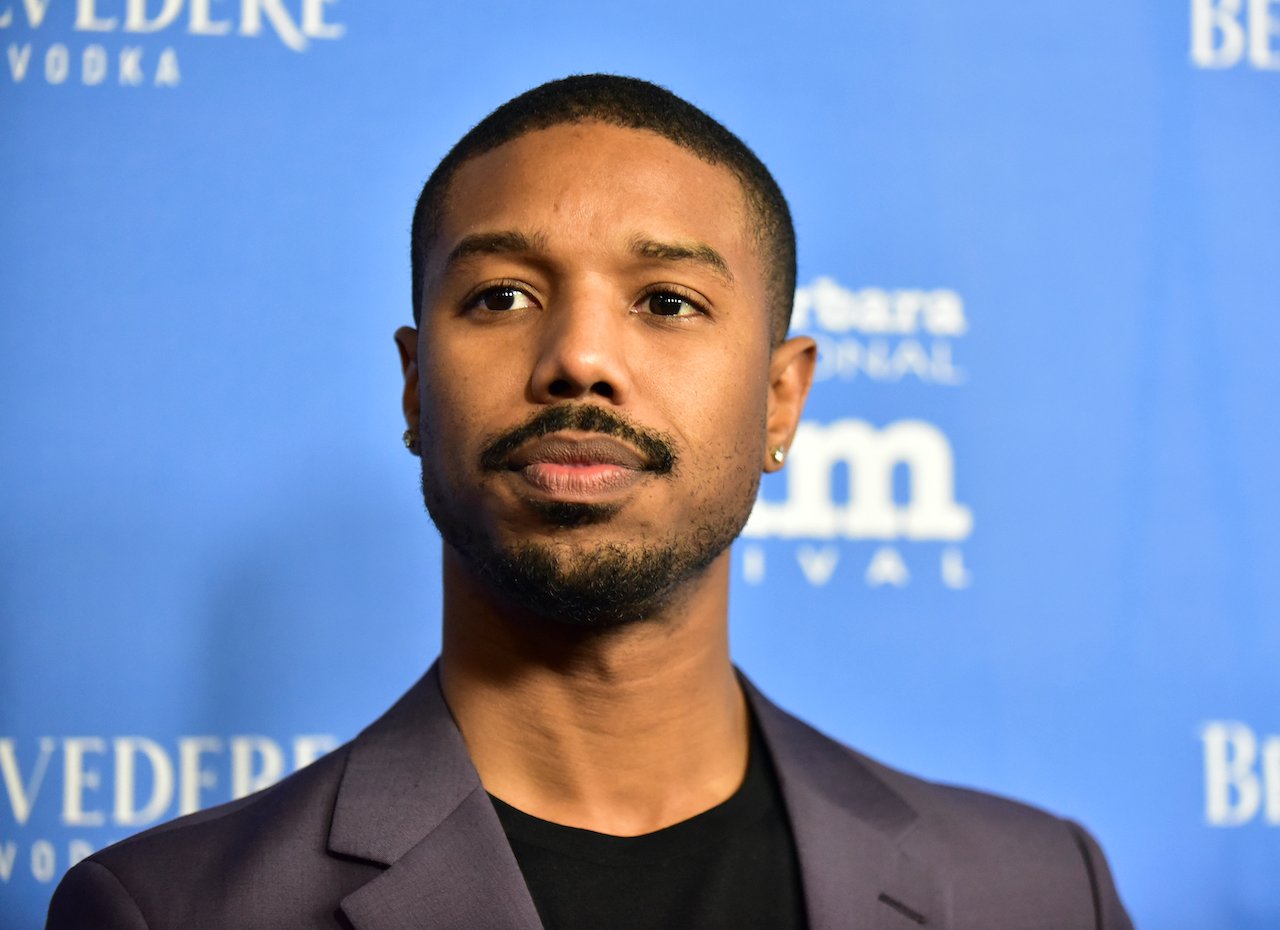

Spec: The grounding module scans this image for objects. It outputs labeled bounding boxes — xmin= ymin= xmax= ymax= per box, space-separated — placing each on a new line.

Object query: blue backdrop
xmin=3 ymin=1 xmax=1278 ymax=927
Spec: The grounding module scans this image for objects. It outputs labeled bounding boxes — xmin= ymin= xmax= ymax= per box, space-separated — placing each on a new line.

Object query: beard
xmin=419 ymin=406 xmax=760 ymax=629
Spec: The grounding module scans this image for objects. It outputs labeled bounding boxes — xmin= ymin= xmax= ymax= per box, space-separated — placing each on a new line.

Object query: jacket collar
xmin=744 ymin=676 xmax=946 ymax=929
xmin=331 ymin=663 xmax=942 ymax=930
xmin=331 ymin=665 xmax=542 ymax=930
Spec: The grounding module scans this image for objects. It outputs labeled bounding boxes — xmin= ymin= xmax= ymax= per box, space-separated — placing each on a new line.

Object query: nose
xmin=528 ymin=292 xmax=632 ymax=405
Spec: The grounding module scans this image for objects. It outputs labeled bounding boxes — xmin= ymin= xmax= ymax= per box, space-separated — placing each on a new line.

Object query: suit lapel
xmin=330 ymin=665 xmax=543 ymax=930
xmin=326 ymin=664 xmax=943 ymax=929
xmin=339 ymin=786 xmax=543 ymax=930
xmin=745 ymin=678 xmax=947 ymax=930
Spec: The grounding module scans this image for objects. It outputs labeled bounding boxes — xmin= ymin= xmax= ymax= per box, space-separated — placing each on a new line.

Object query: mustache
xmin=479 ymin=405 xmax=677 ymax=475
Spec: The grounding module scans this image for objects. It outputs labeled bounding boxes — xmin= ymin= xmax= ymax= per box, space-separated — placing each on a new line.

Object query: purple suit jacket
xmin=47 ymin=666 xmax=1133 ymax=929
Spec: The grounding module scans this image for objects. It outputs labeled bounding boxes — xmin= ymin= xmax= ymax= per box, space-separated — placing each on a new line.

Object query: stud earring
xmin=771 ymin=446 xmax=786 ymax=464
xmin=403 ymin=429 xmax=420 ymax=454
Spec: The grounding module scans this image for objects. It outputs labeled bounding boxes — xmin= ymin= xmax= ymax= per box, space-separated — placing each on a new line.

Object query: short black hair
xmin=409 ymin=74 xmax=796 ymax=344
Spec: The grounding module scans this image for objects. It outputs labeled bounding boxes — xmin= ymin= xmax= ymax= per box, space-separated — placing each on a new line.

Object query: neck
xmin=438 ymin=546 xmax=748 ymax=836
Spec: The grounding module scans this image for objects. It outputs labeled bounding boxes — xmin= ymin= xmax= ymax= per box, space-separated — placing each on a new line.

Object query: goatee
xmin=419 ymin=405 xmax=757 ymax=628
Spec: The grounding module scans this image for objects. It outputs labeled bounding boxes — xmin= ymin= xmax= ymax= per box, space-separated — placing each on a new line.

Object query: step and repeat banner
xmin=3 ymin=2 xmax=1278 ymax=927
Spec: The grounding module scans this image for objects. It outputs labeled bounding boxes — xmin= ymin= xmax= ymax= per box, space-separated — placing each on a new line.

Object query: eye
xmin=639 ymin=290 xmax=704 ymax=319
xmin=467 ymin=285 xmax=536 ymax=313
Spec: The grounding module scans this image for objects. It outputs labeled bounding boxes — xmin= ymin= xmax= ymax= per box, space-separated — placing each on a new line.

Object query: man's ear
xmin=763 ymin=335 xmax=816 ymax=472
xmin=394 ymin=326 xmax=420 ymax=434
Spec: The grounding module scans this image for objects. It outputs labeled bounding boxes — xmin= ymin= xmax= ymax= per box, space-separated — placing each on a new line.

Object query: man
xmin=47 ymin=75 xmax=1132 ymax=929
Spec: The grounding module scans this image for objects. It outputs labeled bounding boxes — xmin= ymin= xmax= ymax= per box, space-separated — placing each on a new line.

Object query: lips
xmin=506 ymin=436 xmax=648 ymax=471
xmin=503 ymin=435 xmax=651 ymax=498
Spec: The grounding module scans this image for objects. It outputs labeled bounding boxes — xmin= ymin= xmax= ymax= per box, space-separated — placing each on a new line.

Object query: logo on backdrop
xmin=0 ymin=733 xmax=336 ymax=884
xmin=740 ymin=278 xmax=973 ymax=591
xmin=792 ymin=278 xmax=968 ymax=386
xmin=1190 ymin=0 xmax=1280 ymax=69
xmin=2 ymin=0 xmax=345 ymax=88
xmin=1200 ymin=721 xmax=1280 ymax=827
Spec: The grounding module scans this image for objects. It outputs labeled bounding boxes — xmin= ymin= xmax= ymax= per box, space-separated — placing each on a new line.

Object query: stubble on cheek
xmin=411 ymin=336 xmax=771 ymax=626
xmin=414 ymin=433 xmax=763 ymax=629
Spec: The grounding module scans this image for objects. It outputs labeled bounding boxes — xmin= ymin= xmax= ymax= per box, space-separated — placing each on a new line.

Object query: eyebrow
xmin=445 ymin=230 xmax=550 ymax=268
xmin=629 ymin=235 xmax=734 ymax=285
xmin=442 ymin=229 xmax=734 ymax=286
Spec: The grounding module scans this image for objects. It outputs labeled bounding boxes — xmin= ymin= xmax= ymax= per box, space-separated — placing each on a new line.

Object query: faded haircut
xmin=409 ymin=74 xmax=796 ymax=344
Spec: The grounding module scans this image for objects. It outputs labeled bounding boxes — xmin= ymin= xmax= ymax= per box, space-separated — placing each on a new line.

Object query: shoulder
xmin=750 ymin=688 xmax=1133 ymax=929
xmin=872 ymin=755 xmax=1132 ymax=929
xmin=45 ymin=667 xmax=469 ymax=929
xmin=858 ymin=746 xmax=1085 ymax=851
xmin=45 ymin=743 xmax=373 ymax=930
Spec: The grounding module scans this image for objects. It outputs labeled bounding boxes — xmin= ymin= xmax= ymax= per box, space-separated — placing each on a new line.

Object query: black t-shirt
xmin=489 ymin=723 xmax=808 ymax=930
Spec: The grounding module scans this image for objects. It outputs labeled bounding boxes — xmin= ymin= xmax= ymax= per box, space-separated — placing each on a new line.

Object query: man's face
xmin=400 ymin=121 xmax=803 ymax=626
